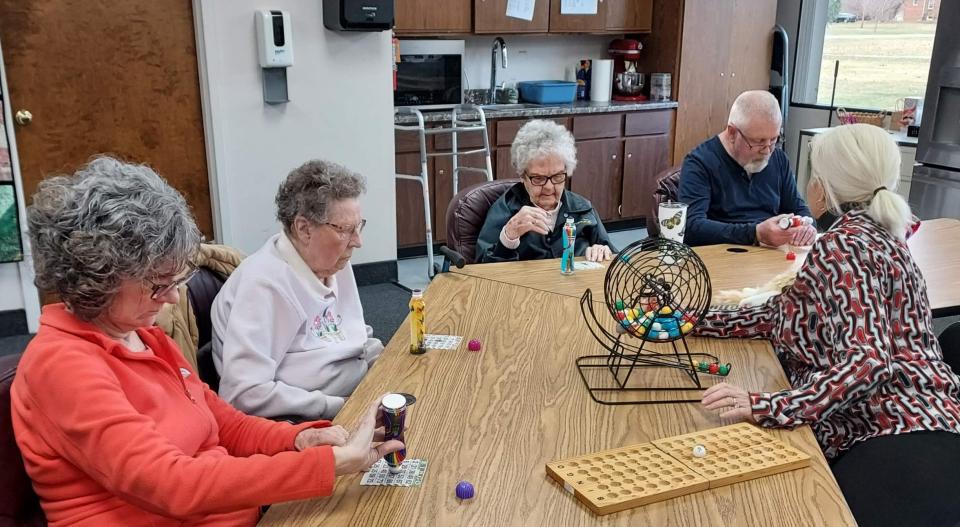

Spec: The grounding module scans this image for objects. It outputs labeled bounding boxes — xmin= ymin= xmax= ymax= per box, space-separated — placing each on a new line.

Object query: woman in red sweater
xmin=11 ymin=156 xmax=403 ymax=526
xmin=698 ymin=124 xmax=960 ymax=526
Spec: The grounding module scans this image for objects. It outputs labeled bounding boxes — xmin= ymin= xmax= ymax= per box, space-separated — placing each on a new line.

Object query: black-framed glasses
xmin=145 ymin=261 xmax=198 ymax=300
xmin=524 ymin=171 xmax=567 ymax=187
xmin=736 ymin=129 xmax=781 ymax=151
xmin=323 ymin=218 xmax=367 ymax=239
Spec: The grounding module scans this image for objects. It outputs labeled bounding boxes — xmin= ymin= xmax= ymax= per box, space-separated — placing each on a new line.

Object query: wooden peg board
xmin=546 ymin=423 xmax=811 ymax=515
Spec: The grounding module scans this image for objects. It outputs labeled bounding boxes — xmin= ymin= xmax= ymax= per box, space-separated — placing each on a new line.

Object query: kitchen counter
xmin=800 ymin=127 xmax=918 ymax=147
xmin=394 ymin=100 xmax=678 ymax=125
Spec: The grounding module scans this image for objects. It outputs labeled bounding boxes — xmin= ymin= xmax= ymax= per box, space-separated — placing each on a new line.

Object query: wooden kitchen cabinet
xmin=604 ymin=0 xmax=653 ymax=32
xmin=549 ymin=0 xmax=652 ymax=33
xmin=395 ymin=152 xmax=435 ymax=247
xmin=549 ymin=0 xmax=605 ymax=32
xmin=475 ymin=0 xmax=550 ymax=33
xmin=569 ymin=138 xmax=623 ymax=221
xmin=670 ymin=0 xmax=775 ymax=161
xmin=394 ymin=0 xmax=472 ymax=34
xmin=621 ymin=134 xmax=670 ymax=218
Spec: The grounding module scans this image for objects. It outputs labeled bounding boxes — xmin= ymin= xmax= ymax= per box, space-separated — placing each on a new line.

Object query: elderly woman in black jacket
xmin=475 ymin=119 xmax=614 ymax=263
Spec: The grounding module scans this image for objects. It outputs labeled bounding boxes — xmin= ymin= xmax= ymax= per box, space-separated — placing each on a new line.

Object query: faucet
xmin=489 ymin=37 xmax=508 ymax=105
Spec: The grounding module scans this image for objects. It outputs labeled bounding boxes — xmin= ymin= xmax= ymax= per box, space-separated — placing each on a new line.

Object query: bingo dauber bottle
xmin=380 ymin=393 xmax=407 ymax=473
xmin=409 ymin=289 xmax=426 ymax=354
xmin=560 ymin=217 xmax=576 ymax=275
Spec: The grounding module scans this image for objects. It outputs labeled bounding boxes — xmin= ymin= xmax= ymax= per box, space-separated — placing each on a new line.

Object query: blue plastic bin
xmin=518 ymin=81 xmax=577 ymax=104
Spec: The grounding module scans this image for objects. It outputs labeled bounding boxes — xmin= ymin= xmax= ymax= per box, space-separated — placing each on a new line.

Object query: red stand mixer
xmin=609 ymin=39 xmax=646 ymax=102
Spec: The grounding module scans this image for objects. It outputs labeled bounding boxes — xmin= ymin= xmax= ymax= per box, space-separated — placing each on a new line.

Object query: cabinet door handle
xmin=627 ymin=153 xmax=632 ymax=159
xmin=612 ymin=154 xmax=617 ymax=160
xmin=618 ymin=204 xmax=622 ymax=216
xmin=731 ymin=72 xmax=736 ymax=78
xmin=438 ymin=169 xmax=445 ymax=175
xmin=720 ymin=72 xmax=724 ymax=77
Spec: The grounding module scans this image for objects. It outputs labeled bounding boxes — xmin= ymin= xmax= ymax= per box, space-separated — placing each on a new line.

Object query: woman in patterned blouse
xmin=698 ymin=124 xmax=960 ymax=461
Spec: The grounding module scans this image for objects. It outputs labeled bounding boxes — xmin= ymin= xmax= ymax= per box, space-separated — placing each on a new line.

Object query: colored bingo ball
xmin=692 ymin=444 xmax=707 ymax=458
xmin=468 ymin=339 xmax=482 ymax=352
xmin=456 ymin=480 xmax=475 ymax=500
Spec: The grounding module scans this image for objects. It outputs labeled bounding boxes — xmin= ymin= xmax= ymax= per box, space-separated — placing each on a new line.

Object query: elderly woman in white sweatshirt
xmin=212 ymin=159 xmax=382 ymax=420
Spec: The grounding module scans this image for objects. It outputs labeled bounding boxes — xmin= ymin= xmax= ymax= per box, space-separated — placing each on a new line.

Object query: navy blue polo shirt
xmin=677 ymin=136 xmax=810 ymax=246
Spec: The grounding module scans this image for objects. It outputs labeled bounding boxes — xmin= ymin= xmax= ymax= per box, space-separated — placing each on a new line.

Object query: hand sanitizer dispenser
xmin=255 ymin=10 xmax=293 ymax=103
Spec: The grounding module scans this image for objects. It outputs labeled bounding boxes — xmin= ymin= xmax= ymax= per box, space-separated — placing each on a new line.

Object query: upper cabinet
xmin=475 ymin=0 xmax=550 ymax=33
xmin=603 ymin=0 xmax=653 ymax=32
xmin=394 ymin=0 xmax=472 ymax=35
xmin=548 ymin=0 xmax=606 ymax=32
xmin=395 ymin=0 xmax=652 ymax=35
xmin=549 ymin=0 xmax=652 ymax=33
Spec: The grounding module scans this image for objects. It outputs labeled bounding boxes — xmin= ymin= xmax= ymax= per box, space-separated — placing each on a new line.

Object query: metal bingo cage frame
xmin=578 ymin=237 xmax=730 ymax=405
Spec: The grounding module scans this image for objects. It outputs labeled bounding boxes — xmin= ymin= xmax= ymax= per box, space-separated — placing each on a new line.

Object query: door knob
xmin=15 ymin=109 xmax=32 ymax=126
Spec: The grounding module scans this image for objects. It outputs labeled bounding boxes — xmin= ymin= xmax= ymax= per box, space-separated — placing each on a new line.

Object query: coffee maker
xmin=609 ymin=39 xmax=645 ymax=102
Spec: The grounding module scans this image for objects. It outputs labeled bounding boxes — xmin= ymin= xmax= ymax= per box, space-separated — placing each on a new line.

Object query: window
xmin=793 ymin=0 xmax=938 ymax=111
xmin=0 ymin=96 xmax=23 ymax=263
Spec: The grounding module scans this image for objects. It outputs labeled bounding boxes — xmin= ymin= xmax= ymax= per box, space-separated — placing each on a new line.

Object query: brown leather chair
xmin=445 ymin=179 xmax=521 ymax=265
xmin=647 ymin=165 xmax=681 ymax=237
xmin=0 ymin=353 xmax=46 ymax=526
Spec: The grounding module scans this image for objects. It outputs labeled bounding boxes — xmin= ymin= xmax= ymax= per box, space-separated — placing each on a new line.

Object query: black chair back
xmin=186 ymin=268 xmax=227 ymax=392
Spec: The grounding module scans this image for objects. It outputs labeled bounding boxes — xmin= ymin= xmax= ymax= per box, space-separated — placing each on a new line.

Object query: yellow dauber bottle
xmin=409 ymin=289 xmax=426 ymax=354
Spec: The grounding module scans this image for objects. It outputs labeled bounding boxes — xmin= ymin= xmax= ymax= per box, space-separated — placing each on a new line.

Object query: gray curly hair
xmin=28 ymin=156 xmax=201 ymax=320
xmin=275 ymin=159 xmax=366 ymax=233
xmin=510 ymin=119 xmax=578 ymax=176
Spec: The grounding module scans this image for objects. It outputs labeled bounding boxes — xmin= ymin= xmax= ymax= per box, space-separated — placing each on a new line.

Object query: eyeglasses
xmin=736 ymin=129 xmax=781 ymax=152
xmin=322 ymin=219 xmax=367 ymax=239
xmin=524 ymin=171 xmax=567 ymax=187
xmin=145 ymin=262 xmax=198 ymax=300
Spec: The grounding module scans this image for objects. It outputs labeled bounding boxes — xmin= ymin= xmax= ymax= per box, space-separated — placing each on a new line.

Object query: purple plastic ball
xmin=455 ymin=480 xmax=475 ymax=500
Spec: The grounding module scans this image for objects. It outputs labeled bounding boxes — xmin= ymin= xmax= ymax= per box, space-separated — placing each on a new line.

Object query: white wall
xmin=462 ymin=34 xmax=612 ymax=90
xmin=195 ymin=0 xmax=396 ymax=263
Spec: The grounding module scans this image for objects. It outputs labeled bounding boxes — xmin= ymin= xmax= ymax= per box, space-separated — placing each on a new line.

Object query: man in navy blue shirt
xmin=678 ymin=91 xmax=815 ymax=247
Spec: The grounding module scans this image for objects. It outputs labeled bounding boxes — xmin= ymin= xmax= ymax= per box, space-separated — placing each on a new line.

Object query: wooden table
xmin=908 ymin=218 xmax=960 ymax=317
xmin=453 ymin=218 xmax=960 ymax=316
xmin=260 ymin=273 xmax=854 ymax=526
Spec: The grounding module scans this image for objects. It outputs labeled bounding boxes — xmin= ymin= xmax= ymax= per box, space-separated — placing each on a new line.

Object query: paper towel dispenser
xmin=323 ymin=0 xmax=393 ymax=31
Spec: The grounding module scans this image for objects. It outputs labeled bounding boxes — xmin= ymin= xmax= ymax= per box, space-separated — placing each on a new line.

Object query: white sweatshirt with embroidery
xmin=211 ymin=232 xmax=382 ymax=419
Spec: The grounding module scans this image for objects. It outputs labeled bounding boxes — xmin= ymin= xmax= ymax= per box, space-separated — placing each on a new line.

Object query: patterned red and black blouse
xmin=697 ymin=210 xmax=960 ymax=459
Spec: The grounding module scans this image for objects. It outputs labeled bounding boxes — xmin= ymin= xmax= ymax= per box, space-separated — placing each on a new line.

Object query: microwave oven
xmin=395 ymin=40 xmax=464 ymax=110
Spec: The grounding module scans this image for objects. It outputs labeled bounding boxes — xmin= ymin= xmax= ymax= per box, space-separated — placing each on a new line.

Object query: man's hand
xmin=504 ymin=206 xmax=550 ymax=240
xmin=756 ymin=215 xmax=795 ymax=247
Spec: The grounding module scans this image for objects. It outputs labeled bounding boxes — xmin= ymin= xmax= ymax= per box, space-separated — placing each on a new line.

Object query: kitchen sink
xmin=478 ymin=103 xmax=543 ymax=110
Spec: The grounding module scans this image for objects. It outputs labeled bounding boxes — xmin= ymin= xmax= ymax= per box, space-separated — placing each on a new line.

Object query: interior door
xmin=0 ymin=0 xmax=214 ymax=239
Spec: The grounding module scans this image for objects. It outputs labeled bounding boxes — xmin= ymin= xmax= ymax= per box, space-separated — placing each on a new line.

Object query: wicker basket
xmin=836 ymin=108 xmax=884 ymax=127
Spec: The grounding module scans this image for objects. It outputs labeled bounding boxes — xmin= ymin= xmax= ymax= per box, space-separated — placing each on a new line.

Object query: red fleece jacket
xmin=11 ymin=304 xmax=337 ymax=526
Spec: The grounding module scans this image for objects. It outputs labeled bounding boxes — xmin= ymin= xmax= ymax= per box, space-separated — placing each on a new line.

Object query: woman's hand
xmin=789 ymin=225 xmax=817 ymax=247
xmin=294 ymin=425 xmax=349 ymax=451
xmin=331 ymin=398 xmax=405 ymax=476
xmin=585 ymin=244 xmax=613 ymax=262
xmin=701 ymin=382 xmax=755 ymax=422
xmin=504 ymin=206 xmax=550 ymax=240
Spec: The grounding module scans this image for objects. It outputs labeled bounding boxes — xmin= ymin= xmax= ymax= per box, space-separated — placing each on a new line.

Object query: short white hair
xmin=510 ymin=119 xmax=578 ymax=176
xmin=809 ymin=124 xmax=912 ymax=239
xmin=728 ymin=90 xmax=782 ymax=129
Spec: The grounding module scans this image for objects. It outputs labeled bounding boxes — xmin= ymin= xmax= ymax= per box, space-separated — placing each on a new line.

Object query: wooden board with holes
xmin=652 ymin=423 xmax=811 ymax=489
xmin=546 ymin=423 xmax=811 ymax=516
